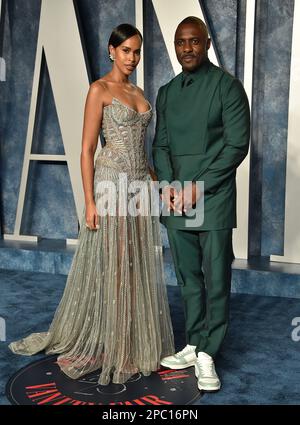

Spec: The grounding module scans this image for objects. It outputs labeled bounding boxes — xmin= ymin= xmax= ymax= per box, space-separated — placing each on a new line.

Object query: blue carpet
xmin=0 ymin=268 xmax=300 ymax=405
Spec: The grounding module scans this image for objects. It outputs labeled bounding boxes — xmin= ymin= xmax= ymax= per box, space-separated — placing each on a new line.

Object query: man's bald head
xmin=176 ymin=16 xmax=209 ymax=40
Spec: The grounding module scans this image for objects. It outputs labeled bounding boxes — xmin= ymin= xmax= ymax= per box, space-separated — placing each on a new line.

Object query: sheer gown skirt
xmin=9 ymin=167 xmax=175 ymax=385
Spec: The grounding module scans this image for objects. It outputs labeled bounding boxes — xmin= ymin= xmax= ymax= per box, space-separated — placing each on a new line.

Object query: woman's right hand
xmin=85 ymin=201 xmax=99 ymax=230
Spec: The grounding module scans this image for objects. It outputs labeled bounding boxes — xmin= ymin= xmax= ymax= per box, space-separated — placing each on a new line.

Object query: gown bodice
xmin=94 ymin=97 xmax=153 ymax=182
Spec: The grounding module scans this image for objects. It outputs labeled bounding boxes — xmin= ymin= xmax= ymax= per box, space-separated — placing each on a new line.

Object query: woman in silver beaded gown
xmin=9 ymin=24 xmax=175 ymax=385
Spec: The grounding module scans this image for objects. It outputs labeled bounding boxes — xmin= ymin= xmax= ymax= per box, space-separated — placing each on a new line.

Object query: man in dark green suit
xmin=152 ymin=16 xmax=250 ymax=391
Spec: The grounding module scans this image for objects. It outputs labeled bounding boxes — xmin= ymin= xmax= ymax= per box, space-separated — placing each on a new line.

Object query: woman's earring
xmin=109 ymin=53 xmax=115 ymax=61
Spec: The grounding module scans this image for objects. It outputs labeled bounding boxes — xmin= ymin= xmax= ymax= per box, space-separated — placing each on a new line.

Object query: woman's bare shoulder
xmin=86 ymin=79 xmax=111 ymax=108
xmin=133 ymin=84 xmax=145 ymax=96
xmin=89 ymin=79 xmax=109 ymax=95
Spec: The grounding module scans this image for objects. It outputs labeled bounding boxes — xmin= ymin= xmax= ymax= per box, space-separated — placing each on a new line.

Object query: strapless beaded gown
xmin=9 ymin=97 xmax=175 ymax=385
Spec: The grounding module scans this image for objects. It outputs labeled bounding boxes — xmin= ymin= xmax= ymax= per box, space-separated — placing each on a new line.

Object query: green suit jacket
xmin=152 ymin=59 xmax=251 ymax=230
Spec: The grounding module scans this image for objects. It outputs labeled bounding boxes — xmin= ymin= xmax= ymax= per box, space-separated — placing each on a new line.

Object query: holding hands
xmin=160 ymin=183 xmax=201 ymax=214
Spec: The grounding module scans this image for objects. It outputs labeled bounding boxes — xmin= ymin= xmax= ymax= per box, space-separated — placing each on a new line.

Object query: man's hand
xmin=160 ymin=185 xmax=177 ymax=212
xmin=173 ymin=182 xmax=202 ymax=214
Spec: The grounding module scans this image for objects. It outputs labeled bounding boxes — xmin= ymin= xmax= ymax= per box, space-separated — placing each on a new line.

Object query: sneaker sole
xmin=195 ymin=370 xmax=221 ymax=391
xmin=197 ymin=383 xmax=221 ymax=392
xmin=160 ymin=360 xmax=196 ymax=369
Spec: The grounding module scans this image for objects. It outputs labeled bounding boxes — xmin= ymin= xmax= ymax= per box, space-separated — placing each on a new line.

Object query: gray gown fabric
xmin=9 ymin=97 xmax=175 ymax=385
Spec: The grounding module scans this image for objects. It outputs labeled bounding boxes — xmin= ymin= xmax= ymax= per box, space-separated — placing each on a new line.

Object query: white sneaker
xmin=160 ymin=344 xmax=197 ymax=369
xmin=195 ymin=352 xmax=221 ymax=391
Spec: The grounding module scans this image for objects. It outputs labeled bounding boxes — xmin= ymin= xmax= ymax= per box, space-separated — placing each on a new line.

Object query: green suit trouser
xmin=167 ymin=228 xmax=234 ymax=359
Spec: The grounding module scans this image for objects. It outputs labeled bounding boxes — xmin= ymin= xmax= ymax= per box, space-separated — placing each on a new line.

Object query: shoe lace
xmin=197 ymin=358 xmax=215 ymax=377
